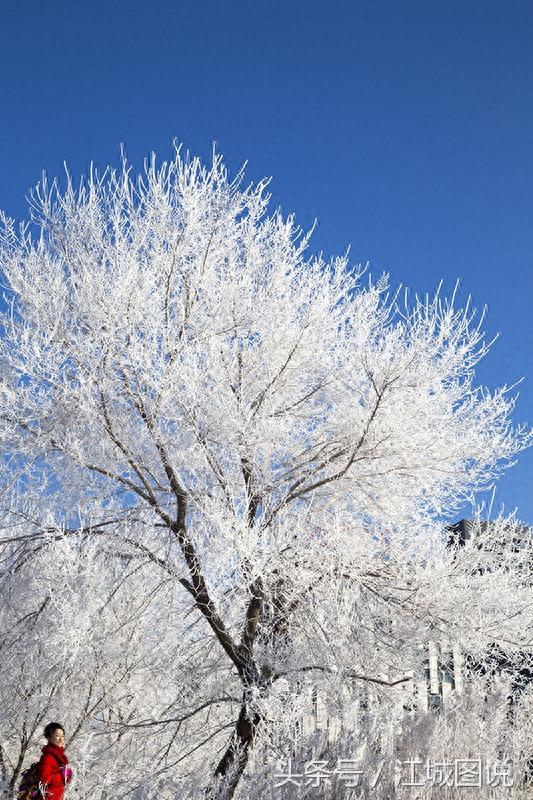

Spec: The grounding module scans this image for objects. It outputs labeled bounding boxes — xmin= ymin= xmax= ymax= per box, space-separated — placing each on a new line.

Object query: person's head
xmin=43 ymin=723 xmax=65 ymax=748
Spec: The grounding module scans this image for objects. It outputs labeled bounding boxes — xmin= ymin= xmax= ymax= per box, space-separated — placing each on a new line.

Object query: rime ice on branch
xmin=0 ymin=148 xmax=531 ymax=799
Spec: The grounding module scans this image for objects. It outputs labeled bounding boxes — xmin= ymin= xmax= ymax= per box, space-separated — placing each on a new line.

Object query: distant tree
xmin=0 ymin=517 xmax=176 ymax=797
xmin=0 ymin=148 xmax=531 ymax=799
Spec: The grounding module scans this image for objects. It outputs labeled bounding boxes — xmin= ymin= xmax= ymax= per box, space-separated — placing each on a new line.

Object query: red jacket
xmin=38 ymin=743 xmax=70 ymax=800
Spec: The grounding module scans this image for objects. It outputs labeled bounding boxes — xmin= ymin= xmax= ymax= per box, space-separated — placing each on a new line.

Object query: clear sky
xmin=0 ymin=0 xmax=531 ymax=522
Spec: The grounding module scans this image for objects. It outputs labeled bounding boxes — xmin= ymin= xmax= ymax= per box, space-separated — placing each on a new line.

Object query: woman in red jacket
xmin=38 ymin=722 xmax=73 ymax=800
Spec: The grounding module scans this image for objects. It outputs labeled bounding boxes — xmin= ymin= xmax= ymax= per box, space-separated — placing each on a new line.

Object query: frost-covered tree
xmin=0 ymin=148 xmax=531 ymax=799
xmin=0 ymin=514 xmax=178 ymax=797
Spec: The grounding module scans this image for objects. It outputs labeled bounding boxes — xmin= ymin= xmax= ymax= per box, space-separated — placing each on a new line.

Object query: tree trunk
xmin=209 ymin=702 xmax=262 ymax=800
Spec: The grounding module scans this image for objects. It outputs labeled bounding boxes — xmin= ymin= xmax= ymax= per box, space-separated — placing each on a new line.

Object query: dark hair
xmin=43 ymin=722 xmax=64 ymax=740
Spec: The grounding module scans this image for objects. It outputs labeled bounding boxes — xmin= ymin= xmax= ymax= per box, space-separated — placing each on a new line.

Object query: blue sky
xmin=1 ymin=0 xmax=531 ymax=521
